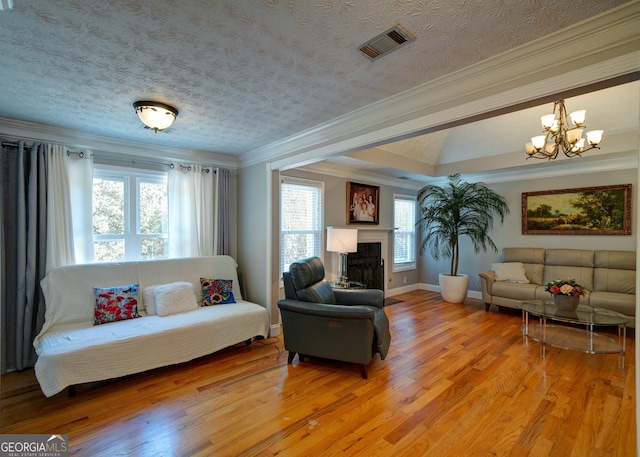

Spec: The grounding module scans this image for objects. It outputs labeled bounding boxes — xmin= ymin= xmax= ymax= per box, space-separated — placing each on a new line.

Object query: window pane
xmin=281 ymin=180 xmax=323 ymax=275
xmin=93 ymin=177 xmax=124 ymax=234
xmin=282 ymin=233 xmax=319 ymax=274
xmin=281 ymin=185 xmax=322 ymax=231
xmin=94 ymin=240 xmax=125 ymax=262
xmin=141 ymin=237 xmax=168 ymax=260
xmin=139 ymin=181 xmax=168 ymax=234
xmin=394 ymin=197 xmax=416 ymax=265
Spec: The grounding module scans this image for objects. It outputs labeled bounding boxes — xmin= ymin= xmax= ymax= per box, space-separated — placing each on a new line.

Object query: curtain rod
xmin=67 ymin=150 xmax=177 ymax=169
xmin=67 ymin=151 xmax=214 ymax=173
xmin=3 ymin=140 xmax=216 ymax=173
xmin=2 ymin=141 xmax=83 ymax=157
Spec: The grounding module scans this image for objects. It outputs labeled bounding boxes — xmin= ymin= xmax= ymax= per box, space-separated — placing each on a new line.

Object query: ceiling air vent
xmin=358 ymin=25 xmax=415 ymax=61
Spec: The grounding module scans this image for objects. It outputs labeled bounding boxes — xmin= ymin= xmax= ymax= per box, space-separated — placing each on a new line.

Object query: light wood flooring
xmin=1 ymin=291 xmax=635 ymax=456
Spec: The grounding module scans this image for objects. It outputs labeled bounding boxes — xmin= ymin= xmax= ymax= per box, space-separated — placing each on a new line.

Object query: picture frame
xmin=347 ymin=181 xmax=379 ymax=225
xmin=522 ymin=184 xmax=632 ymax=235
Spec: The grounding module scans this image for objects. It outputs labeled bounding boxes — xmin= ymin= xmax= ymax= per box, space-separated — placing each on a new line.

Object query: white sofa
xmin=34 ymin=256 xmax=269 ymax=397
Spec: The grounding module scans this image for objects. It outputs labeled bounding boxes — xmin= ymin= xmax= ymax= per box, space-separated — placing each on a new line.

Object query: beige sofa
xmin=479 ymin=248 xmax=636 ymax=325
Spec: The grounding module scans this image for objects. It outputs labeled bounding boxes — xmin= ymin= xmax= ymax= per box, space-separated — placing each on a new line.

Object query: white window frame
xmin=280 ymin=176 xmax=324 ymax=277
xmin=393 ymin=193 xmax=417 ymax=272
xmin=93 ymin=164 xmax=168 ymax=262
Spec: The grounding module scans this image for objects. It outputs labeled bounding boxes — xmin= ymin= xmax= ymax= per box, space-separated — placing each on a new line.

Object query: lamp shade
xmin=327 ymin=228 xmax=358 ymax=253
xmin=133 ymin=101 xmax=178 ymax=131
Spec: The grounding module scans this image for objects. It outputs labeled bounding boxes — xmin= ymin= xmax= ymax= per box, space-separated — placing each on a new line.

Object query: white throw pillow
xmin=490 ymin=262 xmax=529 ymax=283
xmin=154 ymin=281 xmax=198 ymax=317
xmin=142 ymin=285 xmax=159 ymax=315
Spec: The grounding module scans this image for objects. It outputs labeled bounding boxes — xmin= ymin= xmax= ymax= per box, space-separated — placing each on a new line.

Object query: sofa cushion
xmin=594 ymin=250 xmax=636 ymax=294
xmin=543 ymin=249 xmax=595 ymax=292
xmin=595 ymin=250 xmax=636 ymax=270
xmin=201 ymin=278 xmax=236 ymax=305
xmin=594 ymin=269 xmax=636 ymax=295
xmin=491 ymin=281 xmax=539 ymax=301
xmin=142 ymin=285 xmax=159 ymax=315
xmin=154 ymin=282 xmax=199 ymax=317
xmin=589 ymin=291 xmax=636 ymax=317
xmin=93 ymin=283 xmax=140 ymax=325
xmin=503 ymin=247 xmax=545 ymax=265
xmin=503 ymin=248 xmax=545 ymax=285
xmin=491 ymin=262 xmax=529 ymax=283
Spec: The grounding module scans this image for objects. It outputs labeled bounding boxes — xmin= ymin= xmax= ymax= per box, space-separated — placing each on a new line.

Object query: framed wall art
xmin=347 ymin=181 xmax=379 ymax=224
xmin=522 ymin=183 xmax=632 ymax=235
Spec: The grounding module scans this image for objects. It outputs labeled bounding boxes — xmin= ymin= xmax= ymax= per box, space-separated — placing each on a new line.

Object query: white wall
xmin=419 ymin=168 xmax=638 ymax=293
xmin=237 ymin=163 xmax=274 ymax=328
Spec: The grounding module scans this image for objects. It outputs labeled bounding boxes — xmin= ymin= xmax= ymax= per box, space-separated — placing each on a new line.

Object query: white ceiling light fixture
xmin=525 ymin=99 xmax=604 ymax=160
xmin=133 ymin=101 xmax=178 ymax=133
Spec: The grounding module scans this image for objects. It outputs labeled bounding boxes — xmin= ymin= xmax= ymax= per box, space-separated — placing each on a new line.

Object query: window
xmin=393 ymin=194 xmax=417 ymax=271
xmin=280 ymin=177 xmax=324 ymax=276
xmin=93 ymin=165 xmax=168 ymax=262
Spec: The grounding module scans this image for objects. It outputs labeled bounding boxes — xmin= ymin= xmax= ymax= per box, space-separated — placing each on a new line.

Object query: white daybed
xmin=34 ymin=256 xmax=269 ymax=397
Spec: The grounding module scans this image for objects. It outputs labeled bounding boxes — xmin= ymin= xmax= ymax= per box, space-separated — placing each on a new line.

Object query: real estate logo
xmin=0 ymin=434 xmax=68 ymax=457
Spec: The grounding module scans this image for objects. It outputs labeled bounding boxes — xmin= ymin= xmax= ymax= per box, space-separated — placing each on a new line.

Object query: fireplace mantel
xmin=326 ymin=226 xmax=396 ymax=232
xmin=325 ymin=226 xmax=391 ymax=296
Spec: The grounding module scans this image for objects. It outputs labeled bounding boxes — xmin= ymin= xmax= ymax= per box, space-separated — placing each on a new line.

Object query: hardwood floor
xmin=1 ymin=291 xmax=635 ymax=456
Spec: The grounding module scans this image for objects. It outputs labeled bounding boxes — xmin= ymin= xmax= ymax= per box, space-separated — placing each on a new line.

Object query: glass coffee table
xmin=517 ymin=300 xmax=631 ymax=368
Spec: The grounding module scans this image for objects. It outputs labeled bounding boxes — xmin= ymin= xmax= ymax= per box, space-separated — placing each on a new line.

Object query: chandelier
xmin=133 ymin=101 xmax=178 ymax=133
xmin=525 ymin=99 xmax=603 ymax=160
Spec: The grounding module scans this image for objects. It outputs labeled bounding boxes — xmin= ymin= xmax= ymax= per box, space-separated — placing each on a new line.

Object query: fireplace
xmin=346 ymin=242 xmax=384 ymax=290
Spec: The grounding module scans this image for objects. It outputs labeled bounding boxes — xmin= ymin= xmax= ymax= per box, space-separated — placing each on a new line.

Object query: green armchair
xmin=277 ymin=257 xmax=391 ymax=378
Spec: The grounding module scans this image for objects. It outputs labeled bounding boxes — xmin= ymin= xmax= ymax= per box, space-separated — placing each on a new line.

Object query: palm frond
xmin=416 ymin=173 xmax=510 ymax=276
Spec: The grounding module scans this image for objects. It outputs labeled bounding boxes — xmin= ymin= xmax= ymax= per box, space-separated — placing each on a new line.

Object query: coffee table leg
xmin=619 ymin=324 xmax=626 ymax=369
xmin=540 ymin=316 xmax=546 ymax=358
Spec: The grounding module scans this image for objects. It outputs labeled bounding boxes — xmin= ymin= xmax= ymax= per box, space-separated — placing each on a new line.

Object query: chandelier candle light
xmin=326 ymin=228 xmax=358 ymax=288
xmin=525 ymin=99 xmax=603 ymax=160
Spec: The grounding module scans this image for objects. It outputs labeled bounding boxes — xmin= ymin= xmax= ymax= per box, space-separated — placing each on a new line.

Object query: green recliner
xmin=277 ymin=256 xmax=391 ymax=378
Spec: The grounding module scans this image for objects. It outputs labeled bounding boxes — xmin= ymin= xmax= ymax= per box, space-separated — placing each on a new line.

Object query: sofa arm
xmin=479 ymin=271 xmax=496 ymax=310
xmin=333 ymin=288 xmax=384 ymax=308
xmin=277 ymin=299 xmax=375 ymax=320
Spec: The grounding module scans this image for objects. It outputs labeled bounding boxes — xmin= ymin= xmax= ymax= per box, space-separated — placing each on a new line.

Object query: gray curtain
xmin=1 ymin=140 xmax=48 ymax=373
xmin=216 ymin=168 xmax=231 ymax=255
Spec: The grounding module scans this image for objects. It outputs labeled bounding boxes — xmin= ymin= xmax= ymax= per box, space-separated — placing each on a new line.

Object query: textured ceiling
xmin=0 ymin=1 xmax=629 ymax=155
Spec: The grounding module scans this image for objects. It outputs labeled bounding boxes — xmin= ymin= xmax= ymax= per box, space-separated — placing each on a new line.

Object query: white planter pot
xmin=439 ymin=273 xmax=469 ymax=303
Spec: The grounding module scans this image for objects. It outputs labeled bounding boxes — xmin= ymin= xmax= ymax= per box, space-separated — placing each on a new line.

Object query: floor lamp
xmin=326 ymin=228 xmax=358 ymax=288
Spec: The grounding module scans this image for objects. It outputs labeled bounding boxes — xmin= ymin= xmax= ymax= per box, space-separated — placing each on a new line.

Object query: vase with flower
xmin=545 ymin=278 xmax=589 ymax=311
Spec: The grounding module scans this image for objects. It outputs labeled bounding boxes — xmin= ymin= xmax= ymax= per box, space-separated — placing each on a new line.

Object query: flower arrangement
xmin=545 ymin=278 xmax=588 ymax=297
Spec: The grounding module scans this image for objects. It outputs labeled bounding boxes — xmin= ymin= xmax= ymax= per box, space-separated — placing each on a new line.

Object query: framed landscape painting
xmin=522 ymin=184 xmax=632 ymax=235
xmin=347 ymin=181 xmax=379 ymax=224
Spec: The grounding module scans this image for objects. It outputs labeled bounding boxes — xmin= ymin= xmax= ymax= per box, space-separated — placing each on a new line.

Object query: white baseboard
xmin=269 ymin=324 xmax=281 ymax=337
xmin=417 ymin=282 xmax=483 ymax=300
xmin=387 ymin=283 xmax=420 ymax=296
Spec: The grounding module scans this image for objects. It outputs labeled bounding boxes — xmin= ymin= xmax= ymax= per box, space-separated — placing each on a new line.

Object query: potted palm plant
xmin=417 ymin=173 xmax=510 ymax=303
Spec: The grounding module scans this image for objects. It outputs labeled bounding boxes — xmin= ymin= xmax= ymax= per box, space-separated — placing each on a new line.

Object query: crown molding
xmin=247 ymin=2 xmax=640 ymax=171
xmin=460 ymin=150 xmax=638 ymax=185
xmin=294 ymin=162 xmax=424 ymax=191
xmin=0 ymin=117 xmax=238 ymax=168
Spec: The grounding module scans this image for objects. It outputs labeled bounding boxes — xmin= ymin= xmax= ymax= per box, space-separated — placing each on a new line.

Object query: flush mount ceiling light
xmin=525 ymin=99 xmax=603 ymax=160
xmin=133 ymin=101 xmax=178 ymax=133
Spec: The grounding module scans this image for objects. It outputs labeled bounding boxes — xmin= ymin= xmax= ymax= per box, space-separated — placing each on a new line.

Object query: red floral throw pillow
xmin=200 ymin=278 xmax=236 ymax=306
xmin=93 ymin=283 xmax=140 ymax=325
